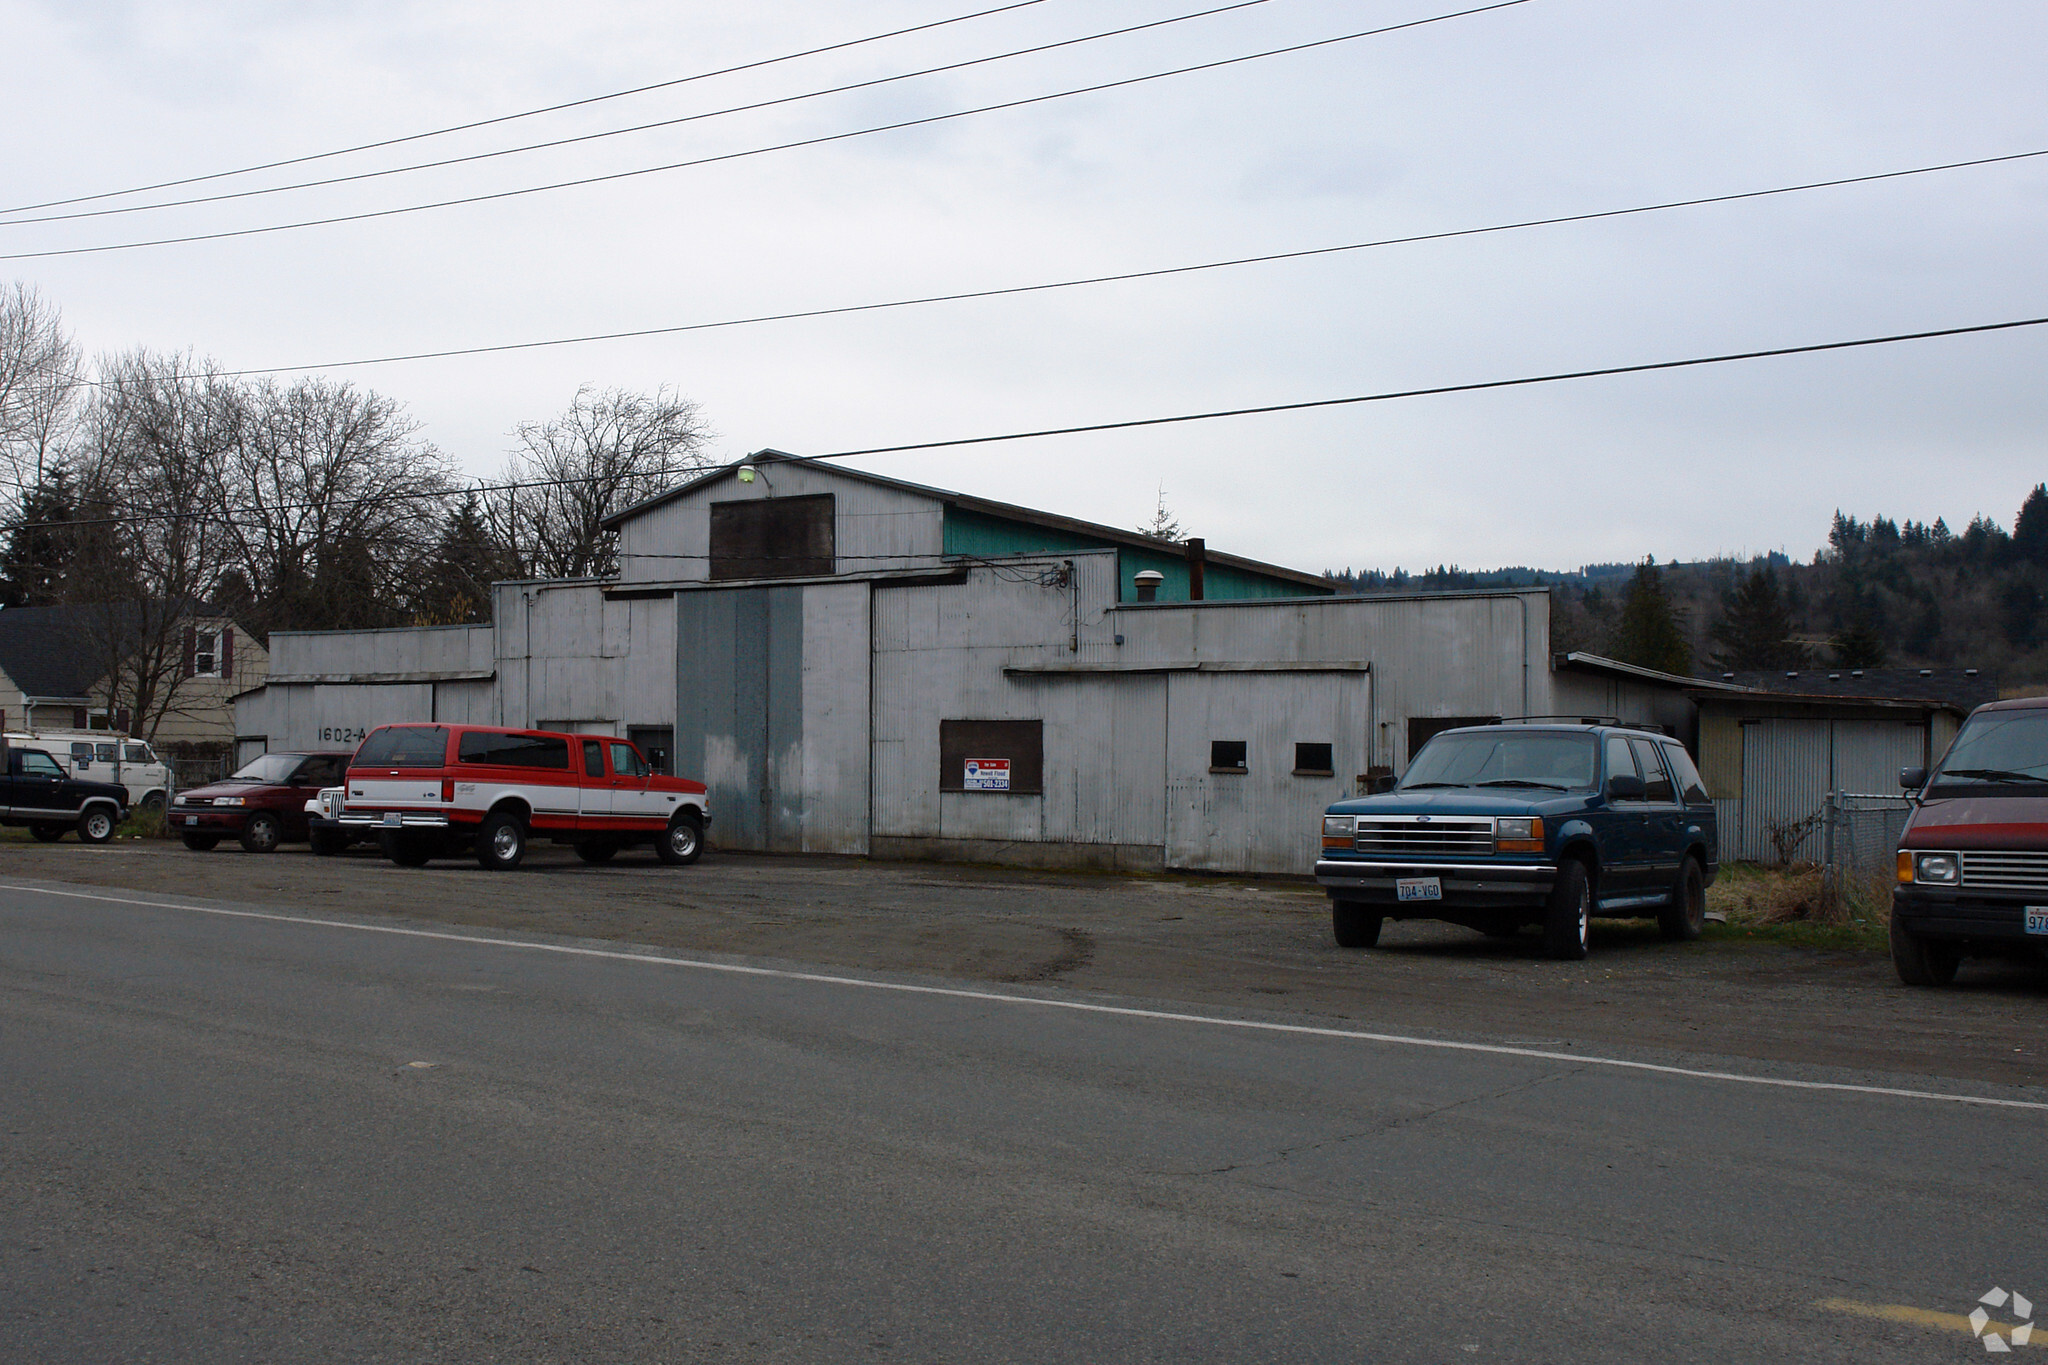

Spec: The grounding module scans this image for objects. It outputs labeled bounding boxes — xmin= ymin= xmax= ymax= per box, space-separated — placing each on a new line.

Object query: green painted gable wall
xmin=941 ymin=506 xmax=1331 ymax=602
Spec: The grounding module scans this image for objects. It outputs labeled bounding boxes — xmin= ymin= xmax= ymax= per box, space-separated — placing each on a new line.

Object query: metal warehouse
xmin=237 ymin=453 xmax=1586 ymax=875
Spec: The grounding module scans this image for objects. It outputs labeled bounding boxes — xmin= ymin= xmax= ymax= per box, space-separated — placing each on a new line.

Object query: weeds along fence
xmin=1820 ymin=792 xmax=1913 ymax=921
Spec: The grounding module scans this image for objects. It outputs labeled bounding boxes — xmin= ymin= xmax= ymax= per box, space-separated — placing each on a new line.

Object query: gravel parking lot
xmin=4 ymin=836 xmax=2042 ymax=1088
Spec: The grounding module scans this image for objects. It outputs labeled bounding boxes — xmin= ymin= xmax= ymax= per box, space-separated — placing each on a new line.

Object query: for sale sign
xmin=964 ymin=758 xmax=1011 ymax=791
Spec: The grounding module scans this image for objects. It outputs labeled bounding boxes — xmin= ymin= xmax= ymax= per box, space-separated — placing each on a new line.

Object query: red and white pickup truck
xmin=337 ymin=723 xmax=710 ymax=871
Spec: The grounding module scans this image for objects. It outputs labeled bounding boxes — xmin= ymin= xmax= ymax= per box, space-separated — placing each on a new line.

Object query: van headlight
xmin=213 ymin=796 xmax=245 ymax=807
xmin=1910 ymin=852 xmax=1960 ymax=885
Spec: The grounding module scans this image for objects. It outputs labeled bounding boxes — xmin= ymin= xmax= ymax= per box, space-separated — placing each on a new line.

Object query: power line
xmin=0 ymin=0 xmax=1050 ymax=217
xmin=1 ymin=0 xmax=1282 ymax=229
xmin=52 ymin=144 xmax=2035 ymax=385
xmin=11 ymin=312 xmax=2046 ymax=534
xmin=0 ymin=0 xmax=1533 ymax=262
xmin=808 ymin=315 xmax=2048 ymax=459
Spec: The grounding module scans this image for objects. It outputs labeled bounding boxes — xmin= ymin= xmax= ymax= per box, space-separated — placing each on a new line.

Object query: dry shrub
xmin=1709 ymin=862 xmax=1894 ymax=930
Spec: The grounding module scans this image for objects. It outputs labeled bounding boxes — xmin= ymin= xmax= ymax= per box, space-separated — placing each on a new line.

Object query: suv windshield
xmin=1401 ymin=731 xmax=1599 ymax=791
xmin=1931 ymin=709 xmax=2048 ymax=786
xmin=228 ymin=753 xmax=303 ymax=783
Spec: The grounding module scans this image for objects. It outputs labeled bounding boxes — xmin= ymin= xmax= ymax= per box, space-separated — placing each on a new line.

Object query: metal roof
xmin=601 ymin=449 xmax=1333 ymax=591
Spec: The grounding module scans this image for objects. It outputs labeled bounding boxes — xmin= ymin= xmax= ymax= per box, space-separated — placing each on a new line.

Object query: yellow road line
xmin=1818 ymin=1298 xmax=2040 ymax=1347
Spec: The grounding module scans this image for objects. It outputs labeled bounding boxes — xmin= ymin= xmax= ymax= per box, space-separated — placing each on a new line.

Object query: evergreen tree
xmin=2014 ymin=484 xmax=2048 ymax=565
xmin=1708 ymin=563 xmax=1801 ymax=669
xmin=0 ymin=473 xmax=76 ymax=607
xmin=1830 ymin=622 xmax=1887 ymax=668
xmin=411 ymin=496 xmax=518 ymax=625
xmin=1609 ymin=558 xmax=1691 ymax=674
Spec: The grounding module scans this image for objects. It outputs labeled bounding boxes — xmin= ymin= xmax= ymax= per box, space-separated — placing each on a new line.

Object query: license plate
xmin=2027 ymin=907 xmax=2048 ymax=936
xmin=184 ymin=816 xmax=197 ymax=827
xmin=382 ymin=812 xmax=403 ymax=827
xmin=1396 ymin=876 xmax=1443 ymax=903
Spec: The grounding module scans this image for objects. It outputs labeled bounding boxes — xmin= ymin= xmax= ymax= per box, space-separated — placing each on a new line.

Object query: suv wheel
xmin=1331 ymin=899 xmax=1382 ymax=948
xmin=1890 ymin=914 xmax=1961 ymax=987
xmin=77 ymin=807 xmax=116 ymax=844
xmin=240 ymin=812 xmax=282 ymax=854
xmin=656 ymin=811 xmax=703 ymax=866
xmin=1544 ymin=860 xmax=1592 ymax=961
xmin=30 ymin=823 xmax=65 ymax=843
xmin=476 ymin=811 xmax=528 ymax=871
xmin=1658 ymin=858 xmax=1706 ymax=942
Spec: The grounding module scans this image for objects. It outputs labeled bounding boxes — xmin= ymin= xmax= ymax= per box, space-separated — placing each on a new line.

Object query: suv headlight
xmin=1495 ymin=816 xmax=1545 ymax=852
xmin=1322 ymin=815 xmax=1355 ymax=848
xmin=1906 ymin=851 xmax=1959 ymax=885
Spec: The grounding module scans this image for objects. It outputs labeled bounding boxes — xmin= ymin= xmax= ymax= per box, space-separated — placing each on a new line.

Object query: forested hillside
xmin=1326 ymin=485 xmax=2048 ymax=683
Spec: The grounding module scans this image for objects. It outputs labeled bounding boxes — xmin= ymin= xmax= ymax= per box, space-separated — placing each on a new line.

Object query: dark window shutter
xmin=183 ymin=626 xmax=198 ymax=678
xmin=72 ymin=707 xmax=89 ymax=729
xmin=221 ymin=626 xmax=234 ymax=679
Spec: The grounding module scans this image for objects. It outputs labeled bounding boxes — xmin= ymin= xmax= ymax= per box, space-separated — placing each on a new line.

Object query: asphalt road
xmin=3 ymin=875 xmax=2044 ymax=1363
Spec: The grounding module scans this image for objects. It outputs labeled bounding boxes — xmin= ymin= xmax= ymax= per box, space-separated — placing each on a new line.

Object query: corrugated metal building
xmin=237 ymin=454 xmax=1561 ymax=874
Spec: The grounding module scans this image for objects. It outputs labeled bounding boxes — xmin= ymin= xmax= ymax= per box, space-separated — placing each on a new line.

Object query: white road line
xmin=7 ymin=880 xmax=2045 ymax=1113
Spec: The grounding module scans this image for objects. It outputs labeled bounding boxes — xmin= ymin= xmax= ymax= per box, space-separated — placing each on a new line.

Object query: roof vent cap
xmin=1828 ymin=673 xmax=1840 ymax=681
xmin=1919 ymin=668 xmax=1933 ymax=677
xmin=1785 ymin=671 xmax=1798 ymax=679
xmin=1851 ymin=670 xmax=1864 ymax=678
xmin=1965 ymin=668 xmax=1979 ymax=677
xmin=1133 ymin=570 xmax=1166 ymax=603
xmin=1721 ymin=672 xmax=1735 ymax=680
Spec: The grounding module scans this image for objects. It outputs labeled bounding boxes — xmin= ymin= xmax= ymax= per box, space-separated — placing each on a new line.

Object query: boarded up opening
xmin=709 ymin=494 xmax=835 ymax=580
xmin=940 ymin=719 xmax=1043 ymax=794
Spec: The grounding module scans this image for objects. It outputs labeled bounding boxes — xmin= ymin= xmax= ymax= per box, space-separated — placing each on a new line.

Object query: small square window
xmin=1293 ymin=742 xmax=1334 ymax=776
xmin=1210 ymin=740 xmax=1247 ymax=773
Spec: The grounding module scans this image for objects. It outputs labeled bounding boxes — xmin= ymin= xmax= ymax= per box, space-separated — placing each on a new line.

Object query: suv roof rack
xmin=1491 ymin=715 xmax=1671 ymax=734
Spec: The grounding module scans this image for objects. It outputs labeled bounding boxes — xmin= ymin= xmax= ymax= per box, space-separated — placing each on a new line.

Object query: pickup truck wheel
xmin=309 ymin=829 xmax=349 ymax=857
xmin=476 ymin=811 xmax=528 ymax=871
xmin=656 ymin=811 xmax=703 ymax=866
xmin=181 ymin=833 xmax=220 ymax=851
xmin=77 ymin=807 xmax=117 ymax=844
xmin=1658 ymin=858 xmax=1706 ymax=941
xmin=30 ymin=823 xmax=65 ymax=843
xmin=379 ymin=831 xmax=436 ymax=867
xmin=1331 ymin=899 xmax=1383 ymax=948
xmin=1544 ymin=860 xmax=1592 ymax=961
xmin=239 ymin=812 xmax=282 ymax=854
xmin=1890 ymin=913 xmax=1961 ymax=987
xmin=574 ymin=839 xmax=618 ymax=865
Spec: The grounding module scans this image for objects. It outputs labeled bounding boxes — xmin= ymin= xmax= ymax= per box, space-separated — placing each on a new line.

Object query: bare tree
xmin=65 ymin=348 xmax=242 ymax=740
xmin=485 ymin=385 xmax=712 ymax=580
xmin=0 ymin=281 xmax=83 ymax=493
xmin=209 ymin=375 xmax=456 ymax=635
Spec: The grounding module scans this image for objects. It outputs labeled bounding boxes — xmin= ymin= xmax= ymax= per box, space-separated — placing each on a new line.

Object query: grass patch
xmin=1706 ymin=861 xmax=1890 ymax=952
xmin=118 ymin=803 xmax=172 ymax=840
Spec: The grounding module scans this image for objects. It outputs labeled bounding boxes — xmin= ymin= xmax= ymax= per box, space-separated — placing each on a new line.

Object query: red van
xmin=336 ymin=724 xmax=710 ymax=871
xmin=1893 ymin=696 xmax=2048 ymax=985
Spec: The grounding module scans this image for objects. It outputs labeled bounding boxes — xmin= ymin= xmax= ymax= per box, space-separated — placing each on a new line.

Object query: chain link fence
xmin=1821 ymin=791 xmax=1912 ymax=920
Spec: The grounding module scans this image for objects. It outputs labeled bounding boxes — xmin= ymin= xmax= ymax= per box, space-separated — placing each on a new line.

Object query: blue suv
xmin=1316 ymin=723 xmax=1719 ymax=960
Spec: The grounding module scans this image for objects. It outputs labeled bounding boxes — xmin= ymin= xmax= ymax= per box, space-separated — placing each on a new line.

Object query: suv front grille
xmin=1961 ymin=851 xmax=2048 ymax=892
xmin=1353 ymin=817 xmax=1493 ymax=858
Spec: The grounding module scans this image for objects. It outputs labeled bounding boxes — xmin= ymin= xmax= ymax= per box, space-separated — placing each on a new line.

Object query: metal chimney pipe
xmin=1186 ymin=538 xmax=1206 ymax=601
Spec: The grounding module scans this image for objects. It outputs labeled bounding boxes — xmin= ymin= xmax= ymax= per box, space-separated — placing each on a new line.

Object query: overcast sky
xmin=4 ymin=0 xmax=2044 ymax=574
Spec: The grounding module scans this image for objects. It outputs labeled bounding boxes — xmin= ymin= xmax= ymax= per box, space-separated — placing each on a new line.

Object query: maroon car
xmin=1893 ymin=696 xmax=2048 ymax=985
xmin=171 ymin=752 xmax=352 ymax=853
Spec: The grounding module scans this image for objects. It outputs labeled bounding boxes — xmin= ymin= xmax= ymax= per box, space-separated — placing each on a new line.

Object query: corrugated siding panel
xmin=1741 ymin=719 xmax=1830 ymax=864
xmin=1831 ymin=720 xmax=1926 ymax=794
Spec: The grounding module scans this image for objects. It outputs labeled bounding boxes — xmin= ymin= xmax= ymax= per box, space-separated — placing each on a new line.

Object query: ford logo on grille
xmin=1414 ymin=815 xmax=1432 ymax=822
